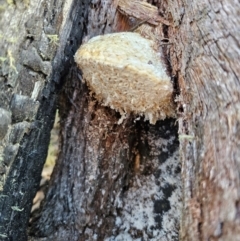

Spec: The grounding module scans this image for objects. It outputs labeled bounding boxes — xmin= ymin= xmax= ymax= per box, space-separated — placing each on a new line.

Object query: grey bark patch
xmin=9 ymin=121 xmax=31 ymax=144
xmin=10 ymin=94 xmax=40 ymax=123
xmin=3 ymin=144 xmax=19 ymax=166
xmin=21 ymin=47 xmax=52 ymax=75
xmin=104 ymin=118 xmax=181 ymax=241
xmin=0 ymin=108 xmax=11 ymax=140
xmin=17 ymin=69 xmax=37 ymax=96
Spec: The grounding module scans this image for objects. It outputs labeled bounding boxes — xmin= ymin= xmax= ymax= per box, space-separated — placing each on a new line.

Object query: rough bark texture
xmin=30 ymin=78 xmax=180 ymax=240
xmin=0 ymin=0 xmax=239 ymax=240
xmin=167 ymin=0 xmax=240 ymax=240
xmin=29 ymin=1 xmax=182 ymax=240
xmin=0 ymin=0 xmax=88 ymax=240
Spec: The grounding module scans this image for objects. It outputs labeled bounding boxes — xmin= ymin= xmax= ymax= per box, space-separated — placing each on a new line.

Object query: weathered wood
xmin=30 ymin=73 xmax=181 ymax=240
xmin=0 ymin=0 xmax=88 ymax=240
xmin=29 ymin=0 xmax=182 ymax=240
xmin=167 ymin=0 xmax=240 ymax=240
xmin=118 ymin=0 xmax=171 ymax=26
xmin=3 ymin=0 xmax=237 ymax=240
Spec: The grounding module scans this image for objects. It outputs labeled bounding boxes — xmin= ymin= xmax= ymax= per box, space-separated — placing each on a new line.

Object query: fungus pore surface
xmin=74 ymin=32 xmax=175 ymax=124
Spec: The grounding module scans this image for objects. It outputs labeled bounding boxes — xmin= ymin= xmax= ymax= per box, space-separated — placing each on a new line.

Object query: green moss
xmin=46 ymin=34 xmax=59 ymax=46
xmin=7 ymin=50 xmax=17 ymax=73
xmin=11 ymin=206 xmax=24 ymax=211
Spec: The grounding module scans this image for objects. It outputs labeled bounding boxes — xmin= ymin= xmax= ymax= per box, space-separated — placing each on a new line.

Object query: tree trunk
xmin=0 ymin=0 xmax=87 ymax=240
xmin=30 ymin=83 xmax=180 ymax=241
xmin=0 ymin=0 xmax=239 ymax=241
xmin=167 ymin=0 xmax=240 ymax=240
xmin=29 ymin=1 xmax=182 ymax=240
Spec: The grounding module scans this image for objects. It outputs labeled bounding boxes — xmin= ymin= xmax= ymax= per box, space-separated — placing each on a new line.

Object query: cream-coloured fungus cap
xmin=74 ymin=32 xmax=175 ymax=124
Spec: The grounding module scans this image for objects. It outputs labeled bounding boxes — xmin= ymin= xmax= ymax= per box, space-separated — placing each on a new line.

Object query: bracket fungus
xmin=74 ymin=32 xmax=175 ymax=124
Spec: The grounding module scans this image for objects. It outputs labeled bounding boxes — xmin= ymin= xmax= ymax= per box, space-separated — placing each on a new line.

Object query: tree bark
xmin=0 ymin=0 xmax=88 ymax=240
xmin=0 ymin=0 xmax=239 ymax=241
xmin=29 ymin=1 xmax=182 ymax=240
xmin=167 ymin=0 xmax=240 ymax=240
xmin=30 ymin=81 xmax=180 ymax=241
